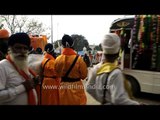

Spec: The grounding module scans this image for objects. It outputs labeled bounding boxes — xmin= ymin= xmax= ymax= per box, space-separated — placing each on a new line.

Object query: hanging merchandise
xmin=143 ymin=15 xmax=152 ymax=49
xmin=120 ymin=28 xmax=125 ymax=51
xmin=132 ymin=15 xmax=140 ymax=69
xmin=135 ymin=15 xmax=153 ymax=70
xmin=132 ymin=15 xmax=160 ymax=71
xmin=151 ymin=15 xmax=158 ymax=70
xmin=132 ymin=15 xmax=140 ymax=44
xmin=156 ymin=15 xmax=160 ymax=71
xmin=132 ymin=15 xmax=145 ymax=69
xmin=109 ymin=15 xmax=160 ymax=95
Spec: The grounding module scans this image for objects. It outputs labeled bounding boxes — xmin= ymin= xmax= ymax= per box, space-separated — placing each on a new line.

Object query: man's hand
xmin=22 ymin=79 xmax=34 ymax=92
xmin=33 ymin=75 xmax=41 ymax=86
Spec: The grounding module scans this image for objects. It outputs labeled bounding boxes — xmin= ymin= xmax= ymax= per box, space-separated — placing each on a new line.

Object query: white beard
xmin=8 ymin=49 xmax=29 ymax=74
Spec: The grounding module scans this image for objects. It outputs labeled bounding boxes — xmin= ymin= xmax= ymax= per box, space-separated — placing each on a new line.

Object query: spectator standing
xmin=0 ymin=29 xmax=9 ymax=60
xmin=83 ymin=53 xmax=90 ymax=67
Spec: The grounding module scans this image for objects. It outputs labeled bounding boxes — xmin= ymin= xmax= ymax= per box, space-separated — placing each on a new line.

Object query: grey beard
xmin=8 ymin=51 xmax=29 ymax=74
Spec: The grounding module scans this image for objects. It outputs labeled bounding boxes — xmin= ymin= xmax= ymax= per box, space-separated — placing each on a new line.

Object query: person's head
xmin=7 ymin=33 xmax=30 ymax=67
xmin=98 ymin=43 xmax=102 ymax=51
xmin=44 ymin=43 xmax=56 ymax=58
xmin=84 ymin=53 xmax=87 ymax=56
xmin=62 ymin=34 xmax=74 ymax=48
xmin=0 ymin=29 xmax=10 ymax=57
xmin=101 ymin=33 xmax=121 ymax=62
xmin=0 ymin=29 xmax=9 ymax=39
xmin=45 ymin=43 xmax=54 ymax=53
xmin=35 ymin=47 xmax=42 ymax=54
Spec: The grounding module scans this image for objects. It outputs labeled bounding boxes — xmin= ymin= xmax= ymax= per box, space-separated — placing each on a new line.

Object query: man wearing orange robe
xmin=54 ymin=34 xmax=88 ymax=105
xmin=40 ymin=43 xmax=60 ymax=105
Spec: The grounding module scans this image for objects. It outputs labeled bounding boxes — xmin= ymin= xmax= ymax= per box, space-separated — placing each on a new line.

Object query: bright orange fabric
xmin=54 ymin=48 xmax=88 ymax=105
xmin=41 ymin=53 xmax=60 ymax=105
xmin=0 ymin=29 xmax=9 ymax=39
xmin=59 ymin=81 xmax=87 ymax=105
xmin=30 ymin=36 xmax=47 ymax=51
xmin=55 ymin=48 xmax=88 ymax=79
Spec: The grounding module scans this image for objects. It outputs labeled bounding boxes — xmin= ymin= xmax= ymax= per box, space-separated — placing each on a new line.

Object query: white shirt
xmin=0 ymin=59 xmax=38 ymax=105
xmin=86 ymin=62 xmax=140 ymax=105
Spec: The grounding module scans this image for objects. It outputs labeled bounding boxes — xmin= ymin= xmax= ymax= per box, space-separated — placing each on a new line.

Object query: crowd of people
xmin=0 ymin=29 xmax=145 ymax=105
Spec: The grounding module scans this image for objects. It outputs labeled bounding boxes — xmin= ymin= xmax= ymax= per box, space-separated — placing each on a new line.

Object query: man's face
xmin=10 ymin=43 xmax=29 ymax=60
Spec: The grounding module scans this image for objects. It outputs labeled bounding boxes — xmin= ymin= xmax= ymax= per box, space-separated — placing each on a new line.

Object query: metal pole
xmin=57 ymin=22 xmax=59 ymax=40
xmin=51 ymin=15 xmax=53 ymax=44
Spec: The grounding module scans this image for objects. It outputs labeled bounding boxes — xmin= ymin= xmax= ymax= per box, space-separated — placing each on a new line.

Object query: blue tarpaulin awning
xmin=78 ymin=51 xmax=84 ymax=56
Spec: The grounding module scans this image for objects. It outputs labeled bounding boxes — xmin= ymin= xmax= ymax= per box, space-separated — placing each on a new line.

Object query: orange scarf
xmin=6 ymin=55 xmax=37 ymax=105
xmin=62 ymin=48 xmax=77 ymax=55
xmin=44 ymin=53 xmax=55 ymax=60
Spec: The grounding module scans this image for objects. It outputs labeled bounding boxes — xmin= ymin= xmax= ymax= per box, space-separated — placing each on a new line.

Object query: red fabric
xmin=6 ymin=55 xmax=37 ymax=105
xmin=28 ymin=68 xmax=41 ymax=105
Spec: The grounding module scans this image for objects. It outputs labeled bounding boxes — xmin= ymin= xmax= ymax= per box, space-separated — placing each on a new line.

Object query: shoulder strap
xmin=102 ymin=67 xmax=120 ymax=104
xmin=102 ymin=73 xmax=109 ymax=104
xmin=39 ymin=58 xmax=50 ymax=105
xmin=64 ymin=55 xmax=79 ymax=77
xmin=41 ymin=58 xmax=50 ymax=84
xmin=42 ymin=58 xmax=50 ymax=75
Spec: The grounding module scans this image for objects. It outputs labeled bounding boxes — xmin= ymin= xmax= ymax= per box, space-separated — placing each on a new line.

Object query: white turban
xmin=101 ymin=33 xmax=120 ymax=54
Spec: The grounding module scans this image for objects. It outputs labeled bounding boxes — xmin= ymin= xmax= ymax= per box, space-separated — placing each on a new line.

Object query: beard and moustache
xmin=8 ymin=49 xmax=29 ymax=74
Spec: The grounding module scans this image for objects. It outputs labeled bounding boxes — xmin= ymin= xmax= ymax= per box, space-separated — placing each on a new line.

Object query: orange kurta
xmin=54 ymin=48 xmax=88 ymax=105
xmin=41 ymin=53 xmax=60 ymax=105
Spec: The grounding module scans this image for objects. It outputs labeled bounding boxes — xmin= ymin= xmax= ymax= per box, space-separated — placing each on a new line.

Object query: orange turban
xmin=0 ymin=29 xmax=9 ymax=39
